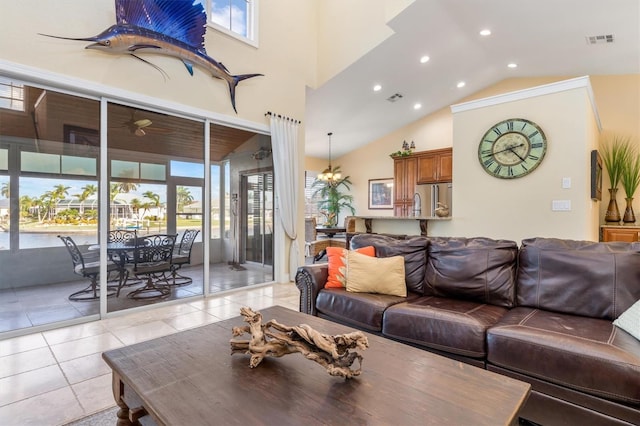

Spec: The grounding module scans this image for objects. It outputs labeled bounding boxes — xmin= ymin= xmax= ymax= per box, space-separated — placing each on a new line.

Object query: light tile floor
xmin=0 ymin=283 xmax=300 ymax=426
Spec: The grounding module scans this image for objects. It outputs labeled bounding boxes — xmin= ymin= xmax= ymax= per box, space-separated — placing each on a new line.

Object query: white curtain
xmin=269 ymin=114 xmax=300 ymax=280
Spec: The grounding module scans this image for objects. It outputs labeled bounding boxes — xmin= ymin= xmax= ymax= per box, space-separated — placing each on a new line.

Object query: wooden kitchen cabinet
xmin=601 ymin=225 xmax=640 ymax=242
xmin=393 ymin=156 xmax=417 ymax=216
xmin=417 ymin=148 xmax=452 ymax=184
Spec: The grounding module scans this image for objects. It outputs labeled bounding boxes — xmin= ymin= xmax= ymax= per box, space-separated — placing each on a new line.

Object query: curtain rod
xmin=265 ymin=111 xmax=301 ymax=124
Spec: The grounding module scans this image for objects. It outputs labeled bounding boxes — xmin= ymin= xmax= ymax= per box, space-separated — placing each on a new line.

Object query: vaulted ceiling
xmin=305 ymin=0 xmax=640 ymax=159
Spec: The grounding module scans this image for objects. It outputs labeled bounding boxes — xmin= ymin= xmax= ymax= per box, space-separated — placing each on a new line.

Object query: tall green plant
xmin=601 ymin=134 xmax=632 ymax=189
xmin=621 ymin=149 xmax=640 ymax=199
xmin=311 ymin=166 xmax=355 ymax=227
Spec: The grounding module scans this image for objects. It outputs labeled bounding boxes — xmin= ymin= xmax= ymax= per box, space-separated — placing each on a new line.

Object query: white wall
xmin=315 ymin=0 xmax=413 ymax=86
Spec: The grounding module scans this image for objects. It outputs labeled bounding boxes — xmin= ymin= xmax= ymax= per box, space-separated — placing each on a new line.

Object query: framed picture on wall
xmin=591 ymin=150 xmax=602 ymax=201
xmin=368 ymin=178 xmax=394 ymax=209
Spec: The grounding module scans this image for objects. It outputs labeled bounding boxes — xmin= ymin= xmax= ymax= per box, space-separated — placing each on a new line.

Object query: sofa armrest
xmin=295 ymin=264 xmax=328 ymax=316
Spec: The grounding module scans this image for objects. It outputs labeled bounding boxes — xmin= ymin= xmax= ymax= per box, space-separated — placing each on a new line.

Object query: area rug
xmin=63 ymin=406 xmax=118 ymax=426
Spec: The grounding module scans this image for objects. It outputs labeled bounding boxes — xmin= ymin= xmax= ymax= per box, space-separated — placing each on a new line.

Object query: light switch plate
xmin=562 ymin=177 xmax=571 ymax=189
xmin=552 ymin=200 xmax=571 ymax=211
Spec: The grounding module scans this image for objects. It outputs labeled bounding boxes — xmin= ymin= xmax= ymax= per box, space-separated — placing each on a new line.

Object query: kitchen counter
xmin=351 ymin=215 xmax=451 ymax=236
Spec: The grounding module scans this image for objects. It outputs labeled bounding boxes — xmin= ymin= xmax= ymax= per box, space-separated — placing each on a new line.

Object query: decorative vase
xmin=623 ymin=197 xmax=636 ymax=223
xmin=605 ymin=188 xmax=621 ymax=223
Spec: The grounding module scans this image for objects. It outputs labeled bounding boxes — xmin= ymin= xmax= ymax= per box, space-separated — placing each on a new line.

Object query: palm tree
xmin=37 ymin=185 xmax=70 ymax=222
xmin=32 ymin=197 xmax=44 ymax=223
xmin=19 ymin=195 xmax=34 ymax=219
xmin=143 ymin=191 xmax=163 ymax=231
xmin=176 ymin=186 xmax=194 ymax=213
xmin=40 ymin=191 xmax=54 ymax=222
xmin=110 ymin=184 xmax=120 ymax=202
xmin=0 ymin=182 xmax=9 ymax=199
xmin=50 ymin=184 xmax=70 ymax=221
xmin=116 ymin=182 xmax=139 ymax=193
xmin=311 ymin=166 xmax=355 ymax=227
xmin=130 ymin=197 xmax=143 ymax=219
xmin=76 ymin=184 xmax=97 ymax=216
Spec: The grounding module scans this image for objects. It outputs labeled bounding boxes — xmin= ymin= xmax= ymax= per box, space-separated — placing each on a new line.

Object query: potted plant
xmin=621 ymin=144 xmax=640 ymax=223
xmin=311 ymin=166 xmax=355 ymax=227
xmin=601 ymin=134 xmax=632 ymax=222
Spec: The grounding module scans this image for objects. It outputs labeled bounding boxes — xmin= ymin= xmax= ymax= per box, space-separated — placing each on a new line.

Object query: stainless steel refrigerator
xmin=413 ymin=183 xmax=452 ymax=217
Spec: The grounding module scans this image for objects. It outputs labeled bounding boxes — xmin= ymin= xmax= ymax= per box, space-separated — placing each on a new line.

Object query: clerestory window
xmin=203 ymin=0 xmax=258 ymax=47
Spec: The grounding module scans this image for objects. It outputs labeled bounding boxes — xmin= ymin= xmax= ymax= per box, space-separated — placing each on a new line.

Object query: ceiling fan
xmin=116 ymin=111 xmax=174 ymax=137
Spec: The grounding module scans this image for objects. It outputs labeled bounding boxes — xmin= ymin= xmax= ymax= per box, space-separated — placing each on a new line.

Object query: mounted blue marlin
xmin=39 ymin=0 xmax=262 ymax=113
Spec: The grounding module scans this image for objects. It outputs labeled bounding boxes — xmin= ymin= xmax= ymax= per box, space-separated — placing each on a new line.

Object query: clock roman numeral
xmin=508 ymin=167 xmax=514 ymax=177
xmin=493 ymin=128 xmax=502 ymax=136
xmin=531 ymin=143 xmax=544 ymax=149
xmin=483 ymin=158 xmax=495 ymax=167
xmin=506 ymin=121 xmax=514 ymax=131
xmin=494 ymin=165 xmax=502 ymax=175
xmin=528 ymin=130 xmax=539 ymax=139
xmin=529 ymin=154 xmax=539 ymax=161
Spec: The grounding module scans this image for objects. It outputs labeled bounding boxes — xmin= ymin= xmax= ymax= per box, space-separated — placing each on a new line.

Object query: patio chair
xmin=108 ymin=229 xmax=140 ymax=291
xmin=165 ymin=229 xmax=200 ymax=287
xmin=58 ymin=235 xmax=119 ymax=301
xmin=126 ymin=234 xmax=177 ymax=300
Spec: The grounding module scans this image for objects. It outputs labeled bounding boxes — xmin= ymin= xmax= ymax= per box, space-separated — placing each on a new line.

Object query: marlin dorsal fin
xmin=115 ymin=0 xmax=207 ymax=51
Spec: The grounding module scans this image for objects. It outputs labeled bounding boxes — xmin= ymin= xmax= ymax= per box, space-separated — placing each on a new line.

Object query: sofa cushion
xmin=325 ymin=245 xmax=375 ymax=288
xmin=614 ymin=299 xmax=640 ymax=342
xmin=350 ymin=234 xmax=428 ymax=294
xmin=316 ymin=288 xmax=418 ymax=332
xmin=383 ymin=296 xmax=510 ymax=358
xmin=346 ymin=251 xmax=406 ymax=297
xmin=517 ymin=238 xmax=640 ymax=320
xmin=424 ymin=237 xmax=518 ymax=308
xmin=487 ymin=307 xmax=640 ymax=406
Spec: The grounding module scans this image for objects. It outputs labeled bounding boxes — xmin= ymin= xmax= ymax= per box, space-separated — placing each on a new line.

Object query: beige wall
xmin=1 ymin=0 xmax=316 ymax=123
xmin=1 ymin=0 xmax=320 ymax=281
xmin=330 ymin=75 xmax=640 ymax=241
xmin=449 ymin=79 xmax=599 ymax=243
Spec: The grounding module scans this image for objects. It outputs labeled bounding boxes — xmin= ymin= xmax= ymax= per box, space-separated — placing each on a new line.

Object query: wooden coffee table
xmin=103 ymin=306 xmax=530 ymax=425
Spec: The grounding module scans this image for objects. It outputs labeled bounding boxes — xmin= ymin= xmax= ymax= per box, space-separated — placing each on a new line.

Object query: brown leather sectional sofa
xmin=295 ymin=235 xmax=640 ymax=425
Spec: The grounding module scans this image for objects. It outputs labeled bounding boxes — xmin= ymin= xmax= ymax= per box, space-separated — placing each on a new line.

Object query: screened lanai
xmin=0 ymin=76 xmax=275 ymax=336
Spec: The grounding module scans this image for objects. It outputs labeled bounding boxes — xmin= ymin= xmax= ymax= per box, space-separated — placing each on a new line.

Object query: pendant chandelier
xmin=317 ymin=132 xmax=341 ymax=185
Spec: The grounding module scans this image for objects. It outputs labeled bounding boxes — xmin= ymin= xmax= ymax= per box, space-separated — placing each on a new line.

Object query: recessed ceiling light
xmin=457 ymin=81 xmax=466 ymax=88
xmin=414 ymin=103 xmax=422 ymax=110
xmin=420 ymin=55 xmax=430 ymax=64
xmin=373 ymin=84 xmax=382 ymax=92
xmin=480 ymin=29 xmax=491 ymax=36
xmin=507 ymin=63 xmax=518 ymax=69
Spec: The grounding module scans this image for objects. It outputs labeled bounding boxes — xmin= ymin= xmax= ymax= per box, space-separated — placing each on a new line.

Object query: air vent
xmin=586 ymin=34 xmax=614 ymax=44
xmin=387 ymin=93 xmax=403 ymax=102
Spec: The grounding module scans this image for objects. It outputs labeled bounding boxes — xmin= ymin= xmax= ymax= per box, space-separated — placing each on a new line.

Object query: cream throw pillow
xmin=346 ymin=250 xmax=406 ymax=297
xmin=613 ymin=299 xmax=640 ymax=341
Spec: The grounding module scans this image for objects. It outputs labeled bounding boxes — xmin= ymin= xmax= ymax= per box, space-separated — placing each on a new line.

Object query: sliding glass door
xmin=106 ymin=103 xmax=204 ymax=313
xmin=242 ymin=171 xmax=273 ymax=268
xmin=0 ymin=71 xmax=275 ymax=337
xmin=0 ymin=79 xmax=102 ymax=332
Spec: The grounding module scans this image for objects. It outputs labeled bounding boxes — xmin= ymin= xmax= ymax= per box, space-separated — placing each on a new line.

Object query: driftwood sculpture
xmin=230 ymin=307 xmax=369 ymax=379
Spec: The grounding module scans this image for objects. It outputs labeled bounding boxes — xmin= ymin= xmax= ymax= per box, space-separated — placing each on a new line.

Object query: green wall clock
xmin=478 ymin=118 xmax=547 ymax=179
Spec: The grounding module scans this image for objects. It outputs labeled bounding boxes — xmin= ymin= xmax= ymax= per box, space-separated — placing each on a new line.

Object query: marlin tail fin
xmin=227 ymin=73 xmax=263 ymax=113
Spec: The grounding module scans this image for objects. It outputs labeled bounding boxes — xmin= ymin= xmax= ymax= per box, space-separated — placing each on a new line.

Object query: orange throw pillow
xmin=325 ymin=246 xmax=375 ymax=288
